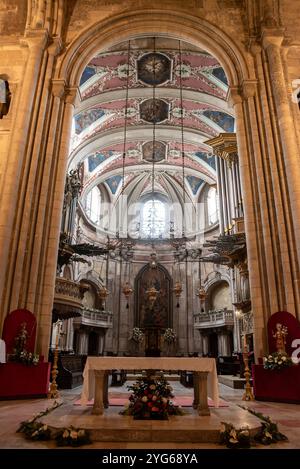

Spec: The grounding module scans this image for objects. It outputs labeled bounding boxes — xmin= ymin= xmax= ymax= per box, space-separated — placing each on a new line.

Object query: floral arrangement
xmin=55 ymin=426 xmax=91 ymax=447
xmin=163 ymin=328 xmax=177 ymax=344
xmin=120 ymin=373 xmax=184 ymax=420
xmin=131 ymin=327 xmax=144 ymax=343
xmin=240 ymin=406 xmax=288 ymax=445
xmin=263 ymin=351 xmax=294 ymax=371
xmin=219 ymin=422 xmax=251 ymax=448
xmin=17 ymin=401 xmax=91 ymax=446
xmin=17 ymin=401 xmax=62 ymax=441
xmin=10 ymin=322 xmax=40 ymax=366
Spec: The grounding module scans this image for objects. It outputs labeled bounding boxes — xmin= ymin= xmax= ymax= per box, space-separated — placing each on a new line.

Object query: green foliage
xmin=55 ymin=426 xmax=91 ymax=447
xmin=239 ymin=406 xmax=288 ymax=445
xmin=17 ymin=401 xmax=62 ymax=442
xmin=17 ymin=421 xmax=51 ymax=441
xmin=219 ymin=422 xmax=251 ymax=448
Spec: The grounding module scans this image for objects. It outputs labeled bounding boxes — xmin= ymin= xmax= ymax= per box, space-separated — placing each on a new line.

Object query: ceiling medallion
xmin=139 ymin=98 xmax=169 ymax=124
xmin=142 ymin=141 xmax=166 ymax=163
xmin=137 ymin=52 xmax=171 ymax=86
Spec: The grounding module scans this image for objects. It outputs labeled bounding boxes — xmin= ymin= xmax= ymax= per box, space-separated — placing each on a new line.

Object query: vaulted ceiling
xmin=68 ymin=37 xmax=234 ymax=207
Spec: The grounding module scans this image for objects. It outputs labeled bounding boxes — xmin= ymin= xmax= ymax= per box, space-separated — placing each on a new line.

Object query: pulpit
xmin=0 ymin=309 xmax=50 ymax=399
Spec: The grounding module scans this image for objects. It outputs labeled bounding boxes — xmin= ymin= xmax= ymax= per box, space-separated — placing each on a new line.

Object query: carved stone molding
xmin=204 ymin=133 xmax=238 ymax=163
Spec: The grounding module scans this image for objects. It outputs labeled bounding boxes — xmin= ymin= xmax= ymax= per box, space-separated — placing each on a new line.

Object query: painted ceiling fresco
xmin=79 ymin=49 xmax=227 ymax=99
xmin=186 ymin=176 xmax=205 ymax=195
xmin=73 ymin=98 xmax=233 ymax=147
xmin=71 ymin=39 xmax=234 ymax=207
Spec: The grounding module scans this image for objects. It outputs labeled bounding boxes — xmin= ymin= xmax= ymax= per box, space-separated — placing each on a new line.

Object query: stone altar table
xmin=80 ymin=357 xmax=219 ymax=416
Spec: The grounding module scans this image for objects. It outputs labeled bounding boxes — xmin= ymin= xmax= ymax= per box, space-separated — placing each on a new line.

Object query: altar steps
xmin=41 ymin=401 xmax=261 ymax=444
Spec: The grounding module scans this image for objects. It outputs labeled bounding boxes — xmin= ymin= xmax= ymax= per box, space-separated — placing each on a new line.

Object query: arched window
xmin=207 ymin=186 xmax=219 ymax=225
xmin=140 ymin=198 xmax=168 ymax=238
xmin=85 ymin=186 xmax=101 ymax=224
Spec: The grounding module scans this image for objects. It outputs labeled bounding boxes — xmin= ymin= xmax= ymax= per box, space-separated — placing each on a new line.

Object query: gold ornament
xmin=196 ymin=285 xmax=207 ymax=301
xmin=122 ymin=282 xmax=133 ymax=309
xmin=146 ymin=285 xmax=158 ymax=308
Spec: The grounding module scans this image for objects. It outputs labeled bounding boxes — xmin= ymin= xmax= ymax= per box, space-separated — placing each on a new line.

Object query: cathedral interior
xmin=0 ymin=0 xmax=300 ymax=455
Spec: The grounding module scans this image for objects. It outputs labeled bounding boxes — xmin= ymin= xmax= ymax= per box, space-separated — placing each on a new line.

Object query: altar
xmin=80 ymin=356 xmax=219 ymax=416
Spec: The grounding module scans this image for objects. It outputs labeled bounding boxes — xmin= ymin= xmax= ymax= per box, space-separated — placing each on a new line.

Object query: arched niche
xmin=134 ymin=263 xmax=172 ymax=329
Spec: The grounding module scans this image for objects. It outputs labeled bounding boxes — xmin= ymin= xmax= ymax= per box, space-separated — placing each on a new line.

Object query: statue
xmin=273 ymin=323 xmax=288 ymax=353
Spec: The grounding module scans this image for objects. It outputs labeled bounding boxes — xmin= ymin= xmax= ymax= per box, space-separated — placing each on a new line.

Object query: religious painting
xmin=142 ymin=141 xmax=166 ymax=163
xmin=203 ymin=110 xmax=235 ymax=133
xmin=135 ymin=264 xmax=172 ymax=329
xmin=105 ymin=175 xmax=123 ymax=194
xmin=137 ymin=52 xmax=172 ymax=86
xmin=139 ymin=98 xmax=169 ymax=124
xmin=186 ymin=175 xmax=204 ymax=195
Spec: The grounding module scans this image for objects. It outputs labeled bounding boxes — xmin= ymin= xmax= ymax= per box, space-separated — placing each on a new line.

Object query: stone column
xmin=215 ymin=157 xmax=224 ymax=233
xmin=0 ymin=31 xmax=48 ymax=321
xmin=36 ymin=84 xmax=79 ymax=357
xmin=228 ymin=87 xmax=266 ymax=358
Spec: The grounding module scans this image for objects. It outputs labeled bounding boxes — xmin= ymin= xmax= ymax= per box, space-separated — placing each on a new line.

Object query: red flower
xmin=152 ymin=407 xmax=159 ymax=412
xmin=144 ymin=390 xmax=148 ymax=395
xmin=148 ymin=402 xmax=153 ymax=407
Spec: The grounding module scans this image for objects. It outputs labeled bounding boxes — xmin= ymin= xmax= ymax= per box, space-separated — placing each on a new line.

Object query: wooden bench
xmin=57 ymin=355 xmax=83 ymax=389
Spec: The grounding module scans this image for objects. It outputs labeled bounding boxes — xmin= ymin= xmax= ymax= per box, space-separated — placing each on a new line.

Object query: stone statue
xmin=273 ymin=323 xmax=288 ymax=353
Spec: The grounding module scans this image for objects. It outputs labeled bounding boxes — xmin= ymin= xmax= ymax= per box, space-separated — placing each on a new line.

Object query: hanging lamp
xmin=196 ymin=256 xmax=207 ymax=302
xmin=120 ymin=40 xmax=134 ymax=305
xmin=171 ymin=40 xmax=187 ymax=307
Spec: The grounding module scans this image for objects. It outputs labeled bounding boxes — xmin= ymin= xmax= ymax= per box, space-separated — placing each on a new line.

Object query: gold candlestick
xmin=48 ymin=320 xmax=62 ymax=399
xmin=242 ymin=337 xmax=254 ymax=401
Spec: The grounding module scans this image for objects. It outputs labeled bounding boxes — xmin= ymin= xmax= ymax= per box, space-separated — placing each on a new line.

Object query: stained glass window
xmin=86 ymin=186 xmax=101 ymax=224
xmin=207 ymin=187 xmax=219 ymax=225
xmin=140 ymin=199 xmax=167 ymax=238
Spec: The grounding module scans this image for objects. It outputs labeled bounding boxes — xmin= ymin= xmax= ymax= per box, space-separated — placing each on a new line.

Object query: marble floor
xmin=0 ymin=378 xmax=300 ymax=449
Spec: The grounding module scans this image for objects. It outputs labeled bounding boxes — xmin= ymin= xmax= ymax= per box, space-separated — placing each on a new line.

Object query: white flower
xmin=141 ymin=396 xmax=148 ymax=402
xmin=152 ymin=395 xmax=157 ymax=401
xmin=162 ymin=398 xmax=168 ymax=404
xmin=282 ymin=356 xmax=286 ymax=361
xmin=149 ymin=384 xmax=156 ymax=390
xmin=70 ymin=431 xmax=78 ymax=439
xmin=220 ymin=423 xmax=226 ymax=433
xmin=62 ymin=430 xmax=69 ymax=438
xmin=42 ymin=425 xmax=48 ymax=431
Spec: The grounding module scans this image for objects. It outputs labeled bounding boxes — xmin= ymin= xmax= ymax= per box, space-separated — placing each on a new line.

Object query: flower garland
xmin=263 ymin=351 xmax=294 ymax=371
xmin=220 ymin=406 xmax=288 ymax=449
xmin=120 ymin=373 xmax=184 ymax=420
xmin=220 ymin=422 xmax=251 ymax=448
xmin=239 ymin=406 xmax=288 ymax=445
xmin=55 ymin=426 xmax=91 ymax=447
xmin=17 ymin=401 xmax=91 ymax=446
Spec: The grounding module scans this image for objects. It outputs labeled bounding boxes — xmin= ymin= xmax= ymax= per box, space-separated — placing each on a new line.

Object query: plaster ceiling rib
xmin=75 ymin=88 xmax=232 ymax=115
xmin=82 ymin=163 xmax=214 ymax=197
xmin=163 ymin=171 xmax=194 ymax=206
xmin=69 ymin=125 xmax=213 ymax=169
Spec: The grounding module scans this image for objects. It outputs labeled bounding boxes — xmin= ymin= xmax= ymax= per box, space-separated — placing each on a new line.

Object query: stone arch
xmin=57 ymin=10 xmax=251 ymax=89
xmin=3 ymin=6 xmax=299 ymax=364
xmin=134 ymin=262 xmax=173 ymax=329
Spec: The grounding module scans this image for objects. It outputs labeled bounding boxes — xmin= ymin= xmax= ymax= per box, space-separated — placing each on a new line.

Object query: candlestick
xmin=48 ymin=320 xmax=62 ymax=399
